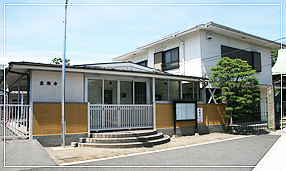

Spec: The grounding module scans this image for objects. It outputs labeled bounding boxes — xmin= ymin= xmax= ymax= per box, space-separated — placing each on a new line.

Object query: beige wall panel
xmin=33 ymin=103 xmax=88 ymax=136
xmin=205 ymin=104 xmax=227 ymax=126
xmin=156 ymin=103 xmax=227 ymax=129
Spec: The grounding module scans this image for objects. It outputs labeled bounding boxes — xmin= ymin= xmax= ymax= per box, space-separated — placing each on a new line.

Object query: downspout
xmin=173 ymin=34 xmax=186 ymax=75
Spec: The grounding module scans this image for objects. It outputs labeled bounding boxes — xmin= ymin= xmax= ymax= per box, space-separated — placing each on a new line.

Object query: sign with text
xmin=197 ymin=108 xmax=203 ymax=123
xmin=175 ymin=103 xmax=196 ymax=121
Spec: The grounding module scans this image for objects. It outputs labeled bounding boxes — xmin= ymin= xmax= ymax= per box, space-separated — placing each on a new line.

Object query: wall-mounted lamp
xmin=206 ymin=33 xmax=213 ymax=39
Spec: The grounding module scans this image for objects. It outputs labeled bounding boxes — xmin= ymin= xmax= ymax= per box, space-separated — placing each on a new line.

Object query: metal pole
xmin=61 ymin=0 xmax=68 ymax=148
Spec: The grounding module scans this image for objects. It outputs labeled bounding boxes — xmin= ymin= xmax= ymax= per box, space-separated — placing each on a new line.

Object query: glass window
xmin=155 ymin=79 xmax=168 ymax=101
xmin=221 ymin=45 xmax=261 ymax=72
xmin=162 ymin=48 xmax=179 ymax=70
xmin=199 ymin=82 xmax=205 ymax=102
xmin=88 ymin=79 xmax=102 ymax=104
xmin=104 ymin=80 xmax=117 ymax=104
xmin=194 ymin=82 xmax=199 ymax=100
xmin=182 ymin=81 xmax=193 ymax=100
xmin=135 ymin=82 xmax=146 ymax=104
xmin=120 ymin=81 xmax=133 ymax=104
xmin=253 ymin=52 xmax=261 ymax=72
xmin=154 ymin=52 xmax=163 ymax=70
xmin=169 ymin=80 xmax=180 ymax=100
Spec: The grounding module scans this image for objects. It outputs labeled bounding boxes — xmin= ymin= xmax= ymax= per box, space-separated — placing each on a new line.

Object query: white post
xmin=29 ymin=103 xmax=33 ymax=139
xmin=152 ymin=77 xmax=156 ymax=130
xmin=29 ymin=70 xmax=33 ymax=139
xmin=18 ymin=81 xmax=20 ymax=104
xmin=21 ymin=94 xmax=23 ymax=119
xmin=88 ymin=102 xmax=90 ymax=135
xmin=117 ymin=80 xmax=121 ymax=127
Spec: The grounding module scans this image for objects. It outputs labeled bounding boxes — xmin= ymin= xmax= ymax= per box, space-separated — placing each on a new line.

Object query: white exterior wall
xmin=121 ymin=30 xmax=202 ymax=77
xmin=200 ymin=30 xmax=272 ymax=85
xmin=31 ymin=70 xmax=84 ymax=102
xmin=182 ymin=31 xmax=202 ymax=77
xmin=118 ymin=30 xmax=272 ymax=85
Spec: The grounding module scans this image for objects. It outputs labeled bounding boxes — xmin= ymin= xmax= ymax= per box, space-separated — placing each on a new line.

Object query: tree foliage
xmin=209 ymin=57 xmax=260 ymax=125
xmin=271 ymin=49 xmax=278 ymax=67
xmin=52 ymin=58 xmax=71 ymax=65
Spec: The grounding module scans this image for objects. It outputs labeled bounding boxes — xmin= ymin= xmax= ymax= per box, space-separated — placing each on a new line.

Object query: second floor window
xmin=154 ymin=47 xmax=179 ymax=71
xmin=221 ymin=45 xmax=261 ymax=72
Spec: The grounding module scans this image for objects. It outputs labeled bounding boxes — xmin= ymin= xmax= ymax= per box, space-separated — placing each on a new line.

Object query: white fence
xmin=0 ymin=104 xmax=30 ymax=138
xmin=260 ymin=98 xmax=268 ymax=122
xmin=89 ymin=104 xmax=153 ymax=131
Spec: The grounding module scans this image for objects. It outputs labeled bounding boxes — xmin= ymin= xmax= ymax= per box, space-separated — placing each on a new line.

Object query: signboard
xmin=197 ymin=108 xmax=203 ymax=123
xmin=175 ymin=103 xmax=196 ymax=120
xmin=173 ymin=100 xmax=198 ymax=135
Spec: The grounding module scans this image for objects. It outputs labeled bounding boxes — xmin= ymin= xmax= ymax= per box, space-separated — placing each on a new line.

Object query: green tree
xmin=271 ymin=49 xmax=278 ymax=67
xmin=52 ymin=58 xmax=71 ymax=65
xmin=210 ymin=57 xmax=260 ymax=127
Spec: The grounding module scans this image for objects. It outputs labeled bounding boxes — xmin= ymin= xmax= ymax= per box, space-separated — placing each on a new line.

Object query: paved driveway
xmin=0 ymin=139 xmax=57 ymax=171
xmin=23 ymin=134 xmax=279 ymax=171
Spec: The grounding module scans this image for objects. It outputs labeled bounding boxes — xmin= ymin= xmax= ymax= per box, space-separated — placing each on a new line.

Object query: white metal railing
xmin=260 ymin=98 xmax=268 ymax=123
xmin=89 ymin=104 xmax=153 ymax=131
xmin=0 ymin=104 xmax=30 ymax=138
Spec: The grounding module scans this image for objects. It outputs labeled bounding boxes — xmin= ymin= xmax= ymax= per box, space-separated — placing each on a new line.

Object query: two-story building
xmin=1 ymin=22 xmax=283 ymax=146
xmin=113 ymin=22 xmax=282 ymax=104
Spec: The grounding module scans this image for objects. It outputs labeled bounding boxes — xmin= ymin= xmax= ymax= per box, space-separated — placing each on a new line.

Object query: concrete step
xmin=89 ymin=129 xmax=158 ymax=138
xmin=80 ymin=132 xmax=164 ymax=143
xmin=77 ymin=135 xmax=170 ymax=148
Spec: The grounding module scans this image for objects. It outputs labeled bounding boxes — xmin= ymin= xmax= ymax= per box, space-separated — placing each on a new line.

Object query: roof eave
xmin=112 ymin=25 xmax=202 ymax=61
xmin=8 ymin=62 xmax=208 ymax=81
xmin=207 ymin=22 xmax=283 ymax=49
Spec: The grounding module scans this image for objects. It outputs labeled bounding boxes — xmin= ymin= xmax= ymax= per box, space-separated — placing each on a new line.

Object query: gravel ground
xmin=44 ymin=133 xmax=245 ymax=165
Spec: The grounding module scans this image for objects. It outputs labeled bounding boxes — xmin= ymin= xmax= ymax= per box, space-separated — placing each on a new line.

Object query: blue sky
xmin=1 ymin=0 xmax=285 ymax=65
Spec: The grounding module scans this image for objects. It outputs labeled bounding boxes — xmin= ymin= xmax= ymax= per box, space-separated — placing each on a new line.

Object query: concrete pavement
xmin=0 ymin=131 xmax=284 ymax=171
xmin=26 ymin=134 xmax=281 ymax=171
xmin=70 ymin=134 xmax=279 ymax=168
xmin=0 ymin=139 xmax=57 ymax=170
xmin=253 ymin=129 xmax=286 ymax=170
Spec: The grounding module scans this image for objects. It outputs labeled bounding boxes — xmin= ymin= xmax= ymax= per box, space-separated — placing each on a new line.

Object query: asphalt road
xmin=22 ymin=134 xmax=280 ymax=171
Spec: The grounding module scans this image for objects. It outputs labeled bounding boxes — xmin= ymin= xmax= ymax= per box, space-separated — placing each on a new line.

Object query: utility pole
xmin=61 ymin=0 xmax=68 ymax=148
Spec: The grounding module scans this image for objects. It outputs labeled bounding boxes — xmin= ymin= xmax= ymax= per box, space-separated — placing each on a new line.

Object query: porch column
xmin=29 ymin=71 xmax=33 ymax=139
xmin=18 ymin=80 xmax=20 ymax=104
xmin=152 ymin=77 xmax=156 ymax=130
xmin=117 ymin=80 xmax=121 ymax=127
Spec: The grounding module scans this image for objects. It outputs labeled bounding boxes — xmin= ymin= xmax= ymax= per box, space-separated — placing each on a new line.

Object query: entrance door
xmin=135 ymin=82 xmax=146 ymax=104
xmin=104 ymin=90 xmax=113 ymax=104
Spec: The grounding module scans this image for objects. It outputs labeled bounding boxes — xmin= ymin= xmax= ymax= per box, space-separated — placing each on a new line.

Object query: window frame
xmin=154 ymin=78 xmax=204 ymax=102
xmin=221 ymin=45 xmax=262 ymax=72
xmin=154 ymin=47 xmax=180 ymax=71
